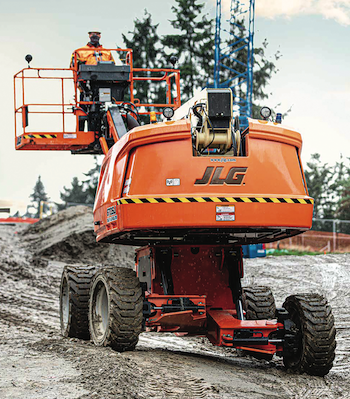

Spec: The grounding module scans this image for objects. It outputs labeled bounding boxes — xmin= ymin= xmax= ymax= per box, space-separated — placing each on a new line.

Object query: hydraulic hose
xmin=192 ymin=103 xmax=205 ymax=128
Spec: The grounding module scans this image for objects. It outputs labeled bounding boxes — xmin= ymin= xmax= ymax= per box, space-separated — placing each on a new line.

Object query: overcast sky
xmin=1 ymin=0 xmax=349 ymax=214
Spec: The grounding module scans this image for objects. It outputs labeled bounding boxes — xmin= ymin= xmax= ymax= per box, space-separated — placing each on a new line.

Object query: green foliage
xmin=252 ymin=46 xmax=278 ymax=118
xmin=304 ymin=153 xmax=350 ymax=233
xmin=219 ymin=17 xmax=247 ymax=105
xmin=123 ymin=2 xmax=278 ymax=111
xmin=59 ymin=177 xmax=90 ymax=209
xmin=123 ymin=10 xmax=161 ymax=70
xmin=82 ymin=156 xmax=102 ymax=204
xmin=162 ymin=0 xmax=214 ymax=100
xmin=304 ymin=154 xmax=333 ymax=219
xmin=122 ymin=10 xmax=165 ymax=109
xmin=266 ymin=248 xmax=323 ymax=256
xmin=29 ymin=176 xmax=49 ymax=218
xmin=219 ymin=16 xmax=278 ymax=118
xmin=335 ymin=161 xmax=350 ymax=228
xmin=59 ymin=157 xmax=101 ymax=209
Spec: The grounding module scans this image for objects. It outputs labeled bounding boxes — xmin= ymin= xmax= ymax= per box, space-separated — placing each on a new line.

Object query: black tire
xmin=89 ymin=266 xmax=143 ymax=352
xmin=59 ymin=265 xmax=96 ymax=339
xmin=241 ymin=286 xmax=276 ymax=361
xmin=242 ymin=286 xmax=276 ymax=320
xmin=283 ymin=294 xmax=336 ymax=376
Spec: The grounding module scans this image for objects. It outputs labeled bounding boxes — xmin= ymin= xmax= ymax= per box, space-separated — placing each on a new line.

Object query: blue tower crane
xmin=213 ymin=0 xmax=255 ymax=130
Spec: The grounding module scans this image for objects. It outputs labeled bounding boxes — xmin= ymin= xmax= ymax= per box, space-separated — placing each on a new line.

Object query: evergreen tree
xmin=162 ymin=0 xmax=214 ymax=101
xmin=30 ymin=176 xmax=49 ymax=218
xmin=123 ymin=3 xmax=278 ymax=111
xmin=304 ymin=154 xmax=333 ymax=221
xmin=219 ymin=12 xmax=277 ymax=118
xmin=335 ymin=159 xmax=350 ymax=233
xmin=252 ymin=45 xmax=278 ymax=118
xmin=337 ymin=180 xmax=350 ymax=233
xmin=58 ymin=157 xmax=101 ymax=209
xmin=60 ymin=177 xmax=90 ymax=208
xmin=82 ymin=156 xmax=102 ymax=204
xmin=304 ymin=154 xmax=350 ymax=233
xmin=122 ymin=10 xmax=165 ymax=108
xmin=324 ymin=158 xmax=346 ymax=219
xmin=123 ymin=10 xmax=160 ymax=69
xmin=219 ymin=16 xmax=247 ymax=109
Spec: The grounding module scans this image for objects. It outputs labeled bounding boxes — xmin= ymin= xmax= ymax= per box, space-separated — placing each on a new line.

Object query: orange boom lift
xmin=14 ymin=49 xmax=336 ymax=376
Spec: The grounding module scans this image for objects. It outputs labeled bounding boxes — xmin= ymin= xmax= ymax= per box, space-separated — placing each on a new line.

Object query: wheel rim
xmin=61 ymin=277 xmax=69 ymax=329
xmin=284 ymin=302 xmax=303 ymax=365
xmin=91 ymin=279 xmax=109 ymax=340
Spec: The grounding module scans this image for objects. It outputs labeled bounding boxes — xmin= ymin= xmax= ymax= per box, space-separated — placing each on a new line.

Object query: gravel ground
xmin=0 ymin=206 xmax=349 ymax=398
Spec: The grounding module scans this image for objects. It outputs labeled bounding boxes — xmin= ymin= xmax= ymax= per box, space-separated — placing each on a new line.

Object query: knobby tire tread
xmin=242 ymin=286 xmax=276 ymax=320
xmin=283 ymin=293 xmax=336 ymax=376
xmin=90 ymin=266 xmax=143 ymax=352
xmin=60 ymin=265 xmax=96 ymax=339
xmin=240 ymin=286 xmax=276 ymax=361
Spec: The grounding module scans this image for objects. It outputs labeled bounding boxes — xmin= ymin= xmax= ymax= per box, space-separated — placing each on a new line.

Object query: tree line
xmin=122 ymin=0 xmax=277 ymax=112
xmin=24 ymin=158 xmax=99 ymax=218
xmin=305 ymin=154 xmax=350 ymax=233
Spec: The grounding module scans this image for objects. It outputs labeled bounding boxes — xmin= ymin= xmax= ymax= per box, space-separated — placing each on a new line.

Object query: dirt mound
xmin=20 ymin=206 xmax=135 ymax=267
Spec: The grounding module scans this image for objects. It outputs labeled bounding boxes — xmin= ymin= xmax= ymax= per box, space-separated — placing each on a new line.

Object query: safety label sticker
xmin=107 ymin=205 xmax=117 ymax=223
xmin=166 ymin=178 xmax=180 ymax=186
xmin=216 ymin=206 xmax=235 ymax=221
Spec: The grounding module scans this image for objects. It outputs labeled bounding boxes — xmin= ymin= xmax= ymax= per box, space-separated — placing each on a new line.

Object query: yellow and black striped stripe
xmin=117 ymin=197 xmax=314 ymax=205
xmin=23 ymin=134 xmax=57 ymax=139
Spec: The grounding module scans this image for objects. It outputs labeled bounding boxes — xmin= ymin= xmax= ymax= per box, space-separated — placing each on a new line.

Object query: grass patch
xmin=266 ymin=248 xmax=323 ymax=256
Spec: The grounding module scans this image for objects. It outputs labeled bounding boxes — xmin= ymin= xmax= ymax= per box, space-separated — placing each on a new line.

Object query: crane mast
xmin=213 ymin=0 xmax=255 ymax=130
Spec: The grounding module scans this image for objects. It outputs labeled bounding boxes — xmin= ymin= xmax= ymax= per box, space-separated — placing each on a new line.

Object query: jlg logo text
xmin=195 ymin=167 xmax=247 ymax=185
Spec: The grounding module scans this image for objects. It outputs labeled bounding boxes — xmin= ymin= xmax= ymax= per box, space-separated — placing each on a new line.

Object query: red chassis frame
xmin=136 ymin=244 xmax=284 ymax=356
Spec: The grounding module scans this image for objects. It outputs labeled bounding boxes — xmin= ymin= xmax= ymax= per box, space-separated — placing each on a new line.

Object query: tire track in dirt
xmin=146 ymin=377 xmax=208 ymax=399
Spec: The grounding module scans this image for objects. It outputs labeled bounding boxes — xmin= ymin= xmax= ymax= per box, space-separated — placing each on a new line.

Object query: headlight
xmin=162 ymin=107 xmax=174 ymax=120
xmin=260 ymin=106 xmax=271 ymax=120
